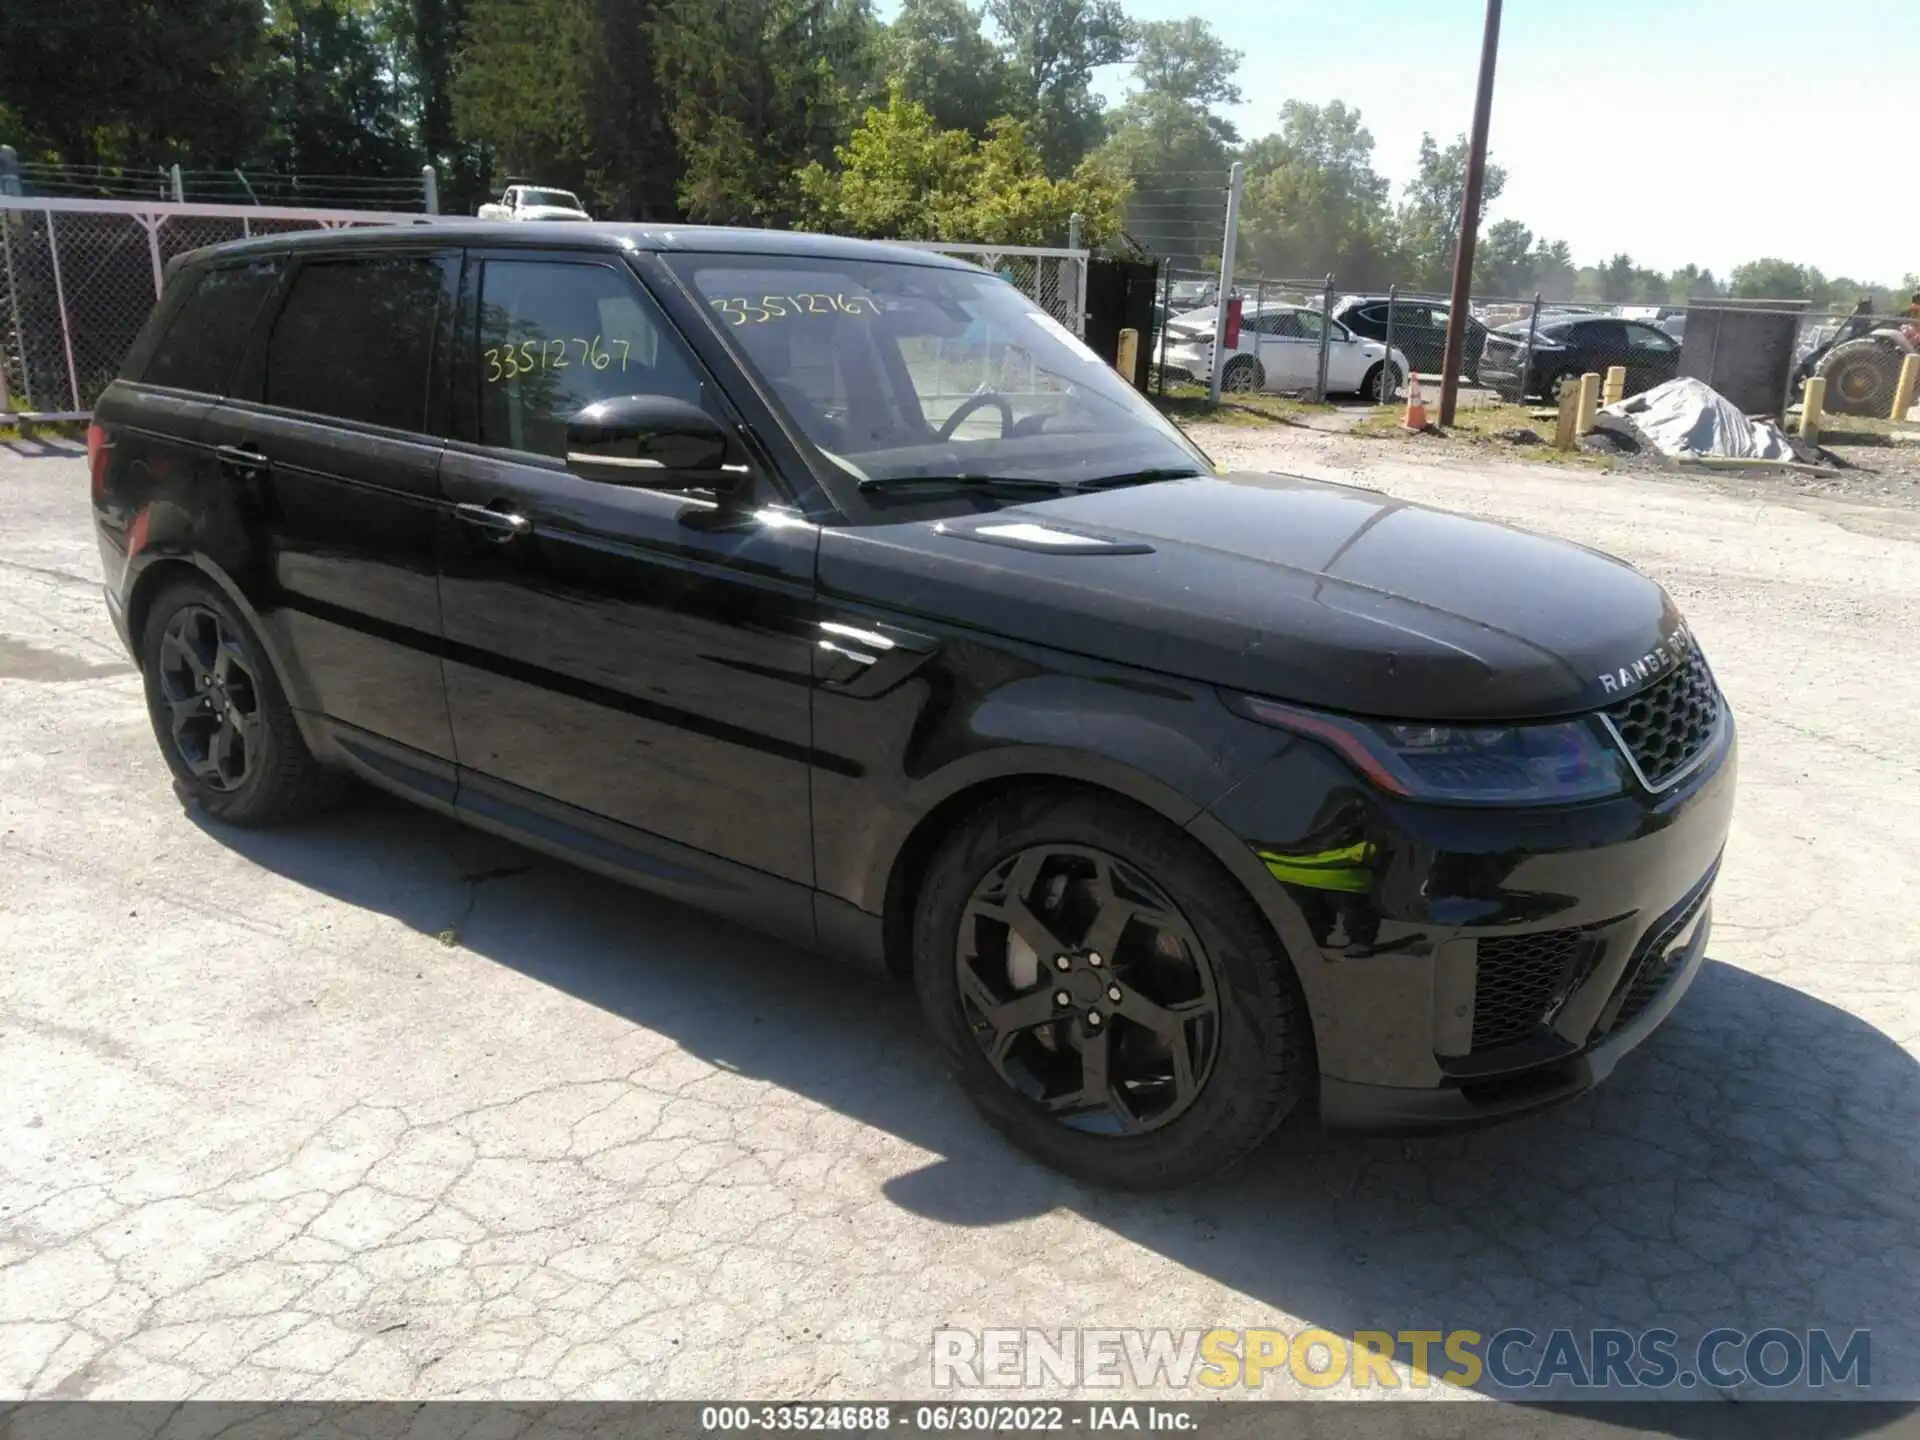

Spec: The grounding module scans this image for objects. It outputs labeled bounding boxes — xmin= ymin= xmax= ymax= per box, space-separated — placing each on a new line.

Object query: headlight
xmin=1237 ymin=696 xmax=1627 ymax=805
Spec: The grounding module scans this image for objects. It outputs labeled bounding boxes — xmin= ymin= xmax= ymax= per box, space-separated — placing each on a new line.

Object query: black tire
xmin=138 ymin=576 xmax=344 ymax=827
xmin=1543 ymin=368 xmax=1580 ymax=404
xmin=1362 ymin=361 xmax=1400 ymax=402
xmin=1815 ymin=337 xmax=1900 ymax=417
xmin=912 ymin=788 xmax=1314 ymax=1189
xmin=1220 ymin=356 xmax=1263 ymax=395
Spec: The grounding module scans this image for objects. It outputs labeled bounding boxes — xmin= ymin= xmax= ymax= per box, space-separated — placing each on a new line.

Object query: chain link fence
xmin=0 ymin=199 xmax=443 ymax=419
xmin=903 ymin=243 xmax=1089 ymax=338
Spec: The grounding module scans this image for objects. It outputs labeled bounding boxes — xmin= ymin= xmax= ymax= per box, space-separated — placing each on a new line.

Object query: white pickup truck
xmin=476 ymin=185 xmax=592 ymax=222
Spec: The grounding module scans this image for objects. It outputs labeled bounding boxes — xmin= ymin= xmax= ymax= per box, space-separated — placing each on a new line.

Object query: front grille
xmin=1472 ymin=927 xmax=1587 ymax=1051
xmin=1602 ymin=649 xmax=1721 ymax=789
xmin=1608 ymin=882 xmax=1712 ymax=1031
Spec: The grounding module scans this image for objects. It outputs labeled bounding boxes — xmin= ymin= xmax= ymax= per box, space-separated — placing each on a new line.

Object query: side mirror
xmin=564 ymin=395 xmax=740 ymax=490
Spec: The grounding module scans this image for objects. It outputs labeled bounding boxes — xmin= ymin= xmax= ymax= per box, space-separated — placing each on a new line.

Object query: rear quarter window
xmin=137 ymin=259 xmax=285 ymax=395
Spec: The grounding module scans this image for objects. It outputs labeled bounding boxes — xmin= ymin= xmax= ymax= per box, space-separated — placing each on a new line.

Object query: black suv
xmin=91 ymin=223 xmax=1736 ymax=1188
xmin=1329 ymin=294 xmax=1489 ymax=385
xmin=1480 ymin=315 xmax=1682 ymax=402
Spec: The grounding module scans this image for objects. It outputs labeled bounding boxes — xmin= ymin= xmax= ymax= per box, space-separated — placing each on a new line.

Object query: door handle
xmin=453 ymin=501 xmax=531 ymax=541
xmin=215 ymin=444 xmax=271 ymax=475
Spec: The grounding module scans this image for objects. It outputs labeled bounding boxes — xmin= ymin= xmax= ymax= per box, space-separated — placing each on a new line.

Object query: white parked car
xmin=1162 ymin=301 xmax=1410 ymax=400
xmin=476 ymin=185 xmax=592 ymax=222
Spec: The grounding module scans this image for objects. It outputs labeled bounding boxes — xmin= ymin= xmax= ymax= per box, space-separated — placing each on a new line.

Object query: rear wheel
xmin=1544 ymin=368 xmax=1581 ymax=404
xmin=138 ymin=577 xmax=343 ymax=826
xmin=1221 ymin=356 xmax=1263 ymax=394
xmin=912 ymin=789 xmax=1314 ymax=1189
xmin=1815 ymin=337 xmax=1900 ymax=417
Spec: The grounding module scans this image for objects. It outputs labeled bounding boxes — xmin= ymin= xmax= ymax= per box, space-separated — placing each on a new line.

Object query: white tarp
xmin=1593 ymin=376 xmax=1796 ymax=461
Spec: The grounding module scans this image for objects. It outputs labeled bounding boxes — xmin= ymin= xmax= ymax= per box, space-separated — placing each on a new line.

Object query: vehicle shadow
xmin=197 ymin=789 xmax=1920 ymax=1424
xmin=0 ymin=434 xmax=86 ymax=460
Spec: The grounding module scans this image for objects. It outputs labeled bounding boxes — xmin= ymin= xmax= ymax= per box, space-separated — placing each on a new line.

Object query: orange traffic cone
xmin=1402 ymin=372 xmax=1429 ymax=431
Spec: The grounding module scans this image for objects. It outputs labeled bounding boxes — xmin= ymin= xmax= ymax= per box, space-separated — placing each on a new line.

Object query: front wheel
xmin=1363 ymin=362 xmax=1402 ymax=402
xmin=913 ymin=790 xmax=1314 ymax=1189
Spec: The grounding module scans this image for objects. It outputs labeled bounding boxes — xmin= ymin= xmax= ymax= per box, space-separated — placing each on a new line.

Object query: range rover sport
xmin=90 ymin=223 xmax=1736 ymax=1188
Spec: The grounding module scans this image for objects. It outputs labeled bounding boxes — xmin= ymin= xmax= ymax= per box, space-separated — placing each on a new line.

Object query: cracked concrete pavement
xmin=2 ymin=429 xmax=1917 ymax=1407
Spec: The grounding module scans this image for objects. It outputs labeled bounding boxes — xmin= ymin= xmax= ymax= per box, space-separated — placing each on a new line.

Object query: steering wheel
xmin=937 ymin=391 xmax=1015 ymax=441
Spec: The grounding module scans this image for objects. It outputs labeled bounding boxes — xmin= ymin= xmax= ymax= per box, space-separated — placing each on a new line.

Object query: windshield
xmin=670 ymin=254 xmax=1210 ymax=490
xmin=521 ymin=189 xmax=580 ymax=208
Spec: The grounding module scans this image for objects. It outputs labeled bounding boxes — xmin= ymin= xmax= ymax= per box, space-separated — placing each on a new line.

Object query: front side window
xmin=143 ymin=260 xmax=283 ymax=395
xmin=669 ymin=254 xmax=1207 ymax=489
xmin=1626 ymin=324 xmax=1675 ymax=351
xmin=265 ymin=254 xmax=446 ymax=431
xmin=474 ymin=259 xmax=706 ymax=457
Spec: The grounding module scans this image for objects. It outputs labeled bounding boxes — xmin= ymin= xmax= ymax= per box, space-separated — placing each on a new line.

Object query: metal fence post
xmin=0 ymin=212 xmax=28 ymax=410
xmin=1156 ymin=263 xmax=1172 ymax=396
xmin=1520 ymin=291 xmax=1541 ymax=403
xmin=139 ymin=214 xmax=164 ymax=297
xmin=1315 ymin=273 xmax=1334 ymax=402
xmin=43 ymin=212 xmax=82 ymax=412
xmin=1207 ymin=161 xmax=1245 ymax=405
xmin=1383 ymin=284 xmax=1397 ymax=403
xmin=422 ymin=164 xmax=440 ymax=215
xmin=169 ymin=164 xmax=184 ymax=203
xmin=1252 ymin=277 xmax=1265 ymax=384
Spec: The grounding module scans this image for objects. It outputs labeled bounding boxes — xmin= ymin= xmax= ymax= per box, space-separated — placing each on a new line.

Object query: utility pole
xmin=1438 ymin=0 xmax=1503 ymax=427
xmin=1208 ymin=161 xmax=1246 ymax=406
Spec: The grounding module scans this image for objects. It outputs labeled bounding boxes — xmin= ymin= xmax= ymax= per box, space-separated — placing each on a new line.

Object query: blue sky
xmin=875 ymin=0 xmax=1916 ymax=284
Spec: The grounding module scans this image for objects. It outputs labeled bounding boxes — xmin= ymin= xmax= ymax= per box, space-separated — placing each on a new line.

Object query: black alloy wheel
xmin=954 ymin=844 xmax=1220 ymax=1136
xmin=156 ymin=603 xmax=262 ymax=792
xmin=914 ymin=789 xmax=1314 ymax=1188
xmin=139 ymin=578 xmax=343 ymax=826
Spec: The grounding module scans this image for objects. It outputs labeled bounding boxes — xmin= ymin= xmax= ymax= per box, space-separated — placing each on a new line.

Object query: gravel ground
xmin=2 ymin=431 xmax=1918 ymax=1410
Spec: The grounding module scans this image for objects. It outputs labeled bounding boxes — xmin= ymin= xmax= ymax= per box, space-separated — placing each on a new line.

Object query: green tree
xmin=452 ymin=0 xmax=598 ymax=197
xmin=384 ymin=0 xmax=484 ymax=208
xmin=1472 ymin=218 xmax=1533 ymax=297
xmin=1396 ymin=132 xmax=1506 ymax=291
xmin=1598 ymin=253 xmax=1636 ymax=303
xmin=265 ymin=0 xmax=413 ymax=176
xmin=1093 ymin=18 xmax=1241 ymax=267
xmin=881 ymin=0 xmax=1011 ymax=136
xmin=1236 ymin=100 xmax=1395 ymax=284
xmin=1130 ymin=16 xmax=1241 ymax=125
xmin=985 ymin=0 xmax=1133 ymax=173
xmin=1731 ymin=257 xmax=1822 ymax=300
xmin=655 ymin=0 xmax=880 ymax=225
xmin=797 ymin=84 xmax=1126 ymax=244
xmin=1530 ymin=239 xmax=1576 ymax=300
xmin=0 ymin=0 xmax=266 ymax=166
xmin=1667 ymin=263 xmax=1724 ymax=304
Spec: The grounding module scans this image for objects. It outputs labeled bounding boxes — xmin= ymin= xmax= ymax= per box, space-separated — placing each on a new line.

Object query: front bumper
xmin=1205 ymin=712 xmax=1736 ymax=1131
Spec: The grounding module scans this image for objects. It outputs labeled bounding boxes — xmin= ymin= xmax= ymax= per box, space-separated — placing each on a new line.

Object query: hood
xmin=818 ymin=474 xmax=1685 ymax=722
xmin=518 ymin=205 xmax=591 ymax=221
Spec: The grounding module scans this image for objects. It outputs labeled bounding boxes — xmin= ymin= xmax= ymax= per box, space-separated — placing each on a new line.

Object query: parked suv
xmin=1480 ymin=316 xmax=1682 ymax=402
xmin=92 ymin=223 xmax=1735 ymax=1188
xmin=1329 ymin=295 xmax=1489 ymax=385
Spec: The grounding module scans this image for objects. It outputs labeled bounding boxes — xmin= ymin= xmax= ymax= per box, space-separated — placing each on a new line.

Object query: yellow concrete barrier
xmin=1576 ymin=373 xmax=1601 ymax=436
xmin=1116 ymin=328 xmax=1139 ymax=388
xmin=1602 ymin=365 xmax=1626 ymax=406
xmin=1799 ymin=376 xmax=1826 ymax=442
xmin=1893 ymin=354 xmax=1920 ymax=423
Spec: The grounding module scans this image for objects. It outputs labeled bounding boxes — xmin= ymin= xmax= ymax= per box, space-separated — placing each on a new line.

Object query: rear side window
xmin=265 ymin=255 xmax=447 ymax=431
xmin=141 ymin=261 xmax=283 ymax=395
